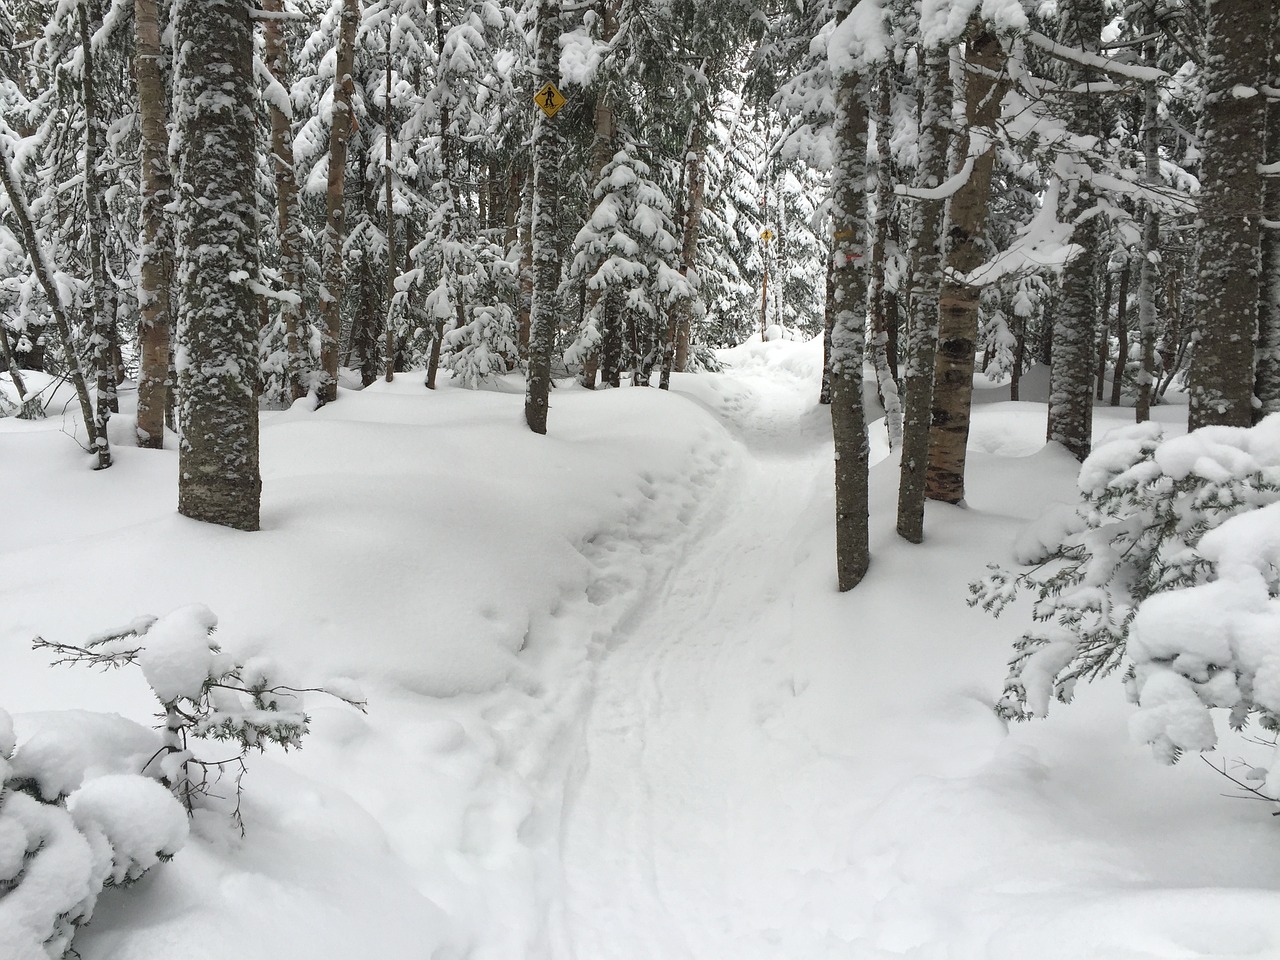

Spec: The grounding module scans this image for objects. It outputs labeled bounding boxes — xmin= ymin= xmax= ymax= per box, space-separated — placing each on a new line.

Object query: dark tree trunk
xmin=829 ymin=1 xmax=872 ymax=592
xmin=1189 ymin=0 xmax=1269 ymax=429
xmin=317 ymin=0 xmax=359 ymax=404
xmin=1046 ymin=0 xmax=1105 ymax=463
xmin=1111 ymin=261 xmax=1130 ymax=407
xmin=926 ymin=25 xmax=1005 ymax=503
xmin=524 ymin=0 xmax=565 ymax=433
xmin=896 ymin=41 xmax=949 ymax=542
xmin=173 ymin=0 xmax=261 ymax=530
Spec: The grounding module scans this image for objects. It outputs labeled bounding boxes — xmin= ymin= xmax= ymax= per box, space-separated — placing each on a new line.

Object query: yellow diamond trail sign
xmin=534 ymin=82 xmax=566 ymax=118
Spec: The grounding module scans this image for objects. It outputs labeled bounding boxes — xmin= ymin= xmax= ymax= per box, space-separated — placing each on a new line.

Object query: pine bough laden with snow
xmin=33 ymin=604 xmax=365 ymax=822
xmin=0 ymin=606 xmax=365 ymax=959
xmin=974 ymin=417 xmax=1280 ymax=777
xmin=0 ymin=704 xmax=188 ymax=960
xmin=563 ymin=147 xmax=692 ymax=383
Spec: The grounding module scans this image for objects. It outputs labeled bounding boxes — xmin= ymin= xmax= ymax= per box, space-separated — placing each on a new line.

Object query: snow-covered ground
xmin=3 ymin=341 xmax=1279 ymax=959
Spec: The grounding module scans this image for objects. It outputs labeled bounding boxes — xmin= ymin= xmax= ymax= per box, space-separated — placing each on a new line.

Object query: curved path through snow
xmin=556 ymin=346 xmax=848 ymax=959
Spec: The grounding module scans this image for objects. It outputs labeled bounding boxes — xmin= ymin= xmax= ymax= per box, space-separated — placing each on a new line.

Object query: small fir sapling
xmin=973 ymin=417 xmax=1280 ymax=800
xmin=33 ymin=604 xmax=366 ymax=827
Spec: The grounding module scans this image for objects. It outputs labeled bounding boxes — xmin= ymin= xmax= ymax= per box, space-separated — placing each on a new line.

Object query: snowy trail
xmin=557 ymin=352 xmax=847 ymax=959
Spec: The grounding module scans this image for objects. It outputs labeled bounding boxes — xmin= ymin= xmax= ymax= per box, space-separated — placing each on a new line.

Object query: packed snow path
xmin=558 ymin=349 xmax=871 ymax=959
xmin=552 ymin=346 xmax=1280 ymax=960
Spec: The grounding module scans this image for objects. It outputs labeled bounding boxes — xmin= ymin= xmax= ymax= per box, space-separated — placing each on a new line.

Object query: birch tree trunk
xmin=173 ymin=0 xmax=261 ymax=530
xmin=262 ymin=0 xmax=308 ymax=401
xmin=1189 ymin=0 xmax=1269 ymax=430
xmin=524 ymin=0 xmax=565 ymax=434
xmin=135 ymin=0 xmax=173 ymax=446
xmin=829 ymin=3 xmax=872 ymax=592
xmin=897 ymin=41 xmax=949 ymax=543
xmin=925 ymin=24 xmax=1005 ymax=503
xmin=318 ymin=0 xmax=360 ymax=404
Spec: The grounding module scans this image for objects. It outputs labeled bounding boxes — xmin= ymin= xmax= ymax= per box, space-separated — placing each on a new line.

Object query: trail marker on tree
xmin=534 ymin=82 xmax=566 ymax=117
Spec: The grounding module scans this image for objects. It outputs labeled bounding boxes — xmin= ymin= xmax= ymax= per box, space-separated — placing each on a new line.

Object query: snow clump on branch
xmin=973 ymin=416 xmax=1280 ymax=793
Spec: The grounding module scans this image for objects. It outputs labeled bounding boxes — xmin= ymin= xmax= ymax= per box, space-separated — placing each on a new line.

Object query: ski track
xmin=555 ymin=360 xmax=840 ymax=960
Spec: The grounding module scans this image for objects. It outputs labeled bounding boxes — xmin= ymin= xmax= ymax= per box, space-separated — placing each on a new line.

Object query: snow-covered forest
xmin=4 ymin=0 xmax=1280 ymax=957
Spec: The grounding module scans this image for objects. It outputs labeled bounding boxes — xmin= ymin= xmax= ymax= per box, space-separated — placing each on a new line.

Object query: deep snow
xmin=3 ymin=340 xmax=1280 ymax=959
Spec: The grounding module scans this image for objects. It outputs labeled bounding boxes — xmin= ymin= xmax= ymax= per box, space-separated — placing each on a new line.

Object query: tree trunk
xmin=583 ymin=13 xmax=619 ymax=389
xmin=1111 ymin=260 xmax=1130 ymax=407
xmin=662 ymin=100 xmax=705 ymax=389
xmin=674 ymin=112 xmax=705 ymax=374
xmin=262 ymin=0 xmax=308 ymax=401
xmin=1189 ymin=0 xmax=1269 ymax=430
xmin=0 ymin=126 xmax=105 ymax=465
xmin=1046 ymin=0 xmax=1104 ymax=463
xmin=820 ymin=254 xmax=834 ymax=404
xmin=1136 ymin=23 xmax=1161 ymax=424
xmin=1011 ymin=313 xmax=1026 ymax=401
xmin=829 ymin=4 xmax=872 ymax=592
xmin=867 ymin=64 xmax=902 ymax=449
xmin=173 ymin=0 xmax=261 ymax=530
xmin=0 ymin=319 xmax=43 ymax=419
xmin=517 ymin=176 xmax=533 ymax=361
xmin=318 ymin=0 xmax=360 ymax=404
xmin=383 ymin=26 xmax=397 ymax=383
xmin=896 ymin=41 xmax=949 ymax=543
xmin=1096 ymin=267 xmax=1112 ymax=401
xmin=524 ymin=0 xmax=564 ymax=433
xmin=1256 ymin=5 xmax=1280 ymax=419
xmin=79 ymin=2 xmax=114 ymax=458
xmin=925 ymin=25 xmax=1005 ymax=503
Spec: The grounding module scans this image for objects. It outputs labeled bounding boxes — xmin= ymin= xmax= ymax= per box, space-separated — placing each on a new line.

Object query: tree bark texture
xmin=79 ymin=2 xmax=114 ymax=464
xmin=867 ymin=64 xmax=902 ymax=449
xmin=925 ymin=26 xmax=1005 ymax=503
xmin=582 ymin=10 xmax=619 ymax=389
xmin=829 ymin=23 xmax=871 ymax=592
xmin=1046 ymin=0 xmax=1104 ymax=463
xmin=318 ymin=0 xmax=359 ymax=404
xmin=1189 ymin=0 xmax=1269 ymax=430
xmin=1110 ymin=262 xmax=1130 ymax=407
xmin=1136 ymin=24 xmax=1161 ymax=425
xmin=383 ymin=27 xmax=397 ymax=383
xmin=1256 ymin=4 xmax=1280 ymax=420
xmin=173 ymin=0 xmax=261 ymax=530
xmin=262 ymin=0 xmax=308 ymax=401
xmin=524 ymin=0 xmax=565 ymax=433
xmin=673 ymin=112 xmax=705 ymax=374
xmin=897 ymin=42 xmax=949 ymax=543
xmin=135 ymin=0 xmax=174 ymax=446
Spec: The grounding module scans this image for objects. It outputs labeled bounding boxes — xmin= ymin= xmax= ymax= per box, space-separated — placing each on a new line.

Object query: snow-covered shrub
xmin=974 ymin=418 xmax=1280 ymax=773
xmin=34 ymin=604 xmax=365 ymax=823
xmin=0 ymin=706 xmax=188 ymax=960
